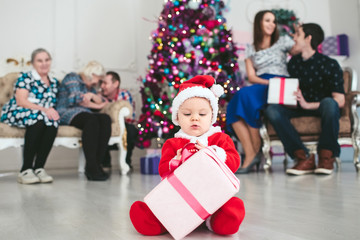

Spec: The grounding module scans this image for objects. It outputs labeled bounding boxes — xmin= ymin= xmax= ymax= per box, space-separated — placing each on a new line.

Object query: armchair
xmin=260 ymin=67 xmax=360 ymax=172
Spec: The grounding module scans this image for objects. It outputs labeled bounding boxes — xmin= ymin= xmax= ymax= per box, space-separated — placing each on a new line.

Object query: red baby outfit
xmin=130 ymin=127 xmax=245 ymax=236
xmin=130 ymin=75 xmax=245 ymax=237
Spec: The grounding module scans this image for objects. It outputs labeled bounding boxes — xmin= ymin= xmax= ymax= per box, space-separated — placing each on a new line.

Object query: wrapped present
xmin=318 ymin=34 xmax=349 ymax=57
xmin=144 ymin=147 xmax=240 ymax=240
xmin=267 ymin=77 xmax=299 ymax=106
xmin=140 ymin=149 xmax=161 ymax=174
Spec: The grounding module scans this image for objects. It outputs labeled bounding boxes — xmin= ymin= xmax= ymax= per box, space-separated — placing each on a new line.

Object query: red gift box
xmin=144 ymin=147 xmax=240 ymax=240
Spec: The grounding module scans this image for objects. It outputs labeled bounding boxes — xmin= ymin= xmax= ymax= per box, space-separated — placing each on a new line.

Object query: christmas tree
xmin=137 ymin=0 xmax=243 ymax=148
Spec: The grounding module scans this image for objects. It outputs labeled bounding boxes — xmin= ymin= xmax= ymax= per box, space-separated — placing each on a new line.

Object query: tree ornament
xmin=188 ymin=0 xmax=201 ymax=10
xmin=136 ymin=0 xmax=244 ymax=148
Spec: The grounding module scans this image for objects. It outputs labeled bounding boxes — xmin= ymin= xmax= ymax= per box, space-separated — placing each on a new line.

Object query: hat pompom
xmin=211 ymin=84 xmax=224 ymax=98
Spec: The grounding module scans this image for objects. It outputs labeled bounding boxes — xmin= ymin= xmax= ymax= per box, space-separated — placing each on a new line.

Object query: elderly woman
xmin=1 ymin=48 xmax=59 ymax=184
xmin=56 ymin=61 xmax=110 ymax=181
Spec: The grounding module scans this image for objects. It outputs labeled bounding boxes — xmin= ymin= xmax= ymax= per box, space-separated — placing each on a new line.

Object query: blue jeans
xmin=264 ymin=98 xmax=341 ymax=158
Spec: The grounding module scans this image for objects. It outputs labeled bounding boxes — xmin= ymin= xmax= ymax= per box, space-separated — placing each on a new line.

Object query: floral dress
xmin=0 ymin=70 xmax=59 ymax=128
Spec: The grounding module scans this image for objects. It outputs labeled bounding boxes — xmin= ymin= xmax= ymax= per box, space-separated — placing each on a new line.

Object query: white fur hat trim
xmin=172 ymin=86 xmax=219 ymax=126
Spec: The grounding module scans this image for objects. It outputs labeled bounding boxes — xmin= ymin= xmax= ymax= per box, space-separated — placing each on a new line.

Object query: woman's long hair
xmin=253 ymin=10 xmax=279 ymax=51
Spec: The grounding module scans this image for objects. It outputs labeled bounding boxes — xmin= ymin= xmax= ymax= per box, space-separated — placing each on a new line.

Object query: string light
xmin=137 ymin=0 xmax=244 ymax=148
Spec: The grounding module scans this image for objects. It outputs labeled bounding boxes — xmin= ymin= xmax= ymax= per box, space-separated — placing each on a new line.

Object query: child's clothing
xmin=130 ymin=126 xmax=245 ymax=236
xmin=129 ymin=75 xmax=245 ymax=237
xmin=159 ymin=126 xmax=240 ymax=178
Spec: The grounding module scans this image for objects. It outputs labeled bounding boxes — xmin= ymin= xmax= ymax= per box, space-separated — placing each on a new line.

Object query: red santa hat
xmin=171 ymin=75 xmax=224 ymax=126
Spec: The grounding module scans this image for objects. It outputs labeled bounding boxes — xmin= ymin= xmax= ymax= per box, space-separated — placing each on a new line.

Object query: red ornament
xmin=142 ymin=139 xmax=151 ymax=148
xmin=201 ymin=20 xmax=221 ymax=31
xmin=154 ymin=110 xmax=165 ymax=118
xmin=138 ymin=114 xmax=147 ymax=122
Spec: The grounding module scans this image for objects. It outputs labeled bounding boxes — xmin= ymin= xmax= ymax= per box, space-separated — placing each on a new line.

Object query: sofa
xmin=0 ymin=72 xmax=133 ymax=175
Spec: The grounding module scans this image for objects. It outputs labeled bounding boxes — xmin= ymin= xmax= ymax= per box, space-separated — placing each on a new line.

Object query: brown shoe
xmin=286 ymin=149 xmax=316 ymax=175
xmin=315 ymin=149 xmax=335 ymax=175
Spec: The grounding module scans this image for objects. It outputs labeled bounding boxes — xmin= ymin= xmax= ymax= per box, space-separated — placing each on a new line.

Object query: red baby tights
xmin=129 ymin=197 xmax=245 ymax=236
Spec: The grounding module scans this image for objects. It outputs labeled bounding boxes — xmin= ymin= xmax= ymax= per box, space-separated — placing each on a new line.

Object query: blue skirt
xmin=226 ymin=73 xmax=286 ymax=130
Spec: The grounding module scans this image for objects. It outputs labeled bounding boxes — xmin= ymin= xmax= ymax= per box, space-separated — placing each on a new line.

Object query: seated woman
xmin=56 ymin=61 xmax=110 ymax=181
xmin=1 ymin=48 xmax=59 ymax=184
xmin=226 ymin=10 xmax=297 ymax=173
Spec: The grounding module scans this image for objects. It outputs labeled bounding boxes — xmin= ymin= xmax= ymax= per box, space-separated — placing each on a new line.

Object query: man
xmin=100 ymin=71 xmax=138 ymax=170
xmin=264 ymin=23 xmax=345 ymax=175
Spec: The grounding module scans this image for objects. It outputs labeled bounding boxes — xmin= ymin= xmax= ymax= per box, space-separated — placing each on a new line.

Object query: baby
xmin=130 ymin=75 xmax=245 ymax=236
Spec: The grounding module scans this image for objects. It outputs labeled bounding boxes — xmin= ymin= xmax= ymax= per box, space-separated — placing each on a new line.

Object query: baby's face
xmin=177 ymin=97 xmax=213 ymax=137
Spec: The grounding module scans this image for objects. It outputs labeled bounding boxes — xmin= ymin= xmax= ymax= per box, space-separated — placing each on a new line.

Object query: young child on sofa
xmin=129 ymin=75 xmax=245 ymax=236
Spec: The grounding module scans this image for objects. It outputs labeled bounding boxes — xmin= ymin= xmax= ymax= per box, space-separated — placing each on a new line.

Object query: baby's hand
xmin=175 ymin=148 xmax=182 ymax=160
xmin=194 ymin=140 xmax=205 ymax=150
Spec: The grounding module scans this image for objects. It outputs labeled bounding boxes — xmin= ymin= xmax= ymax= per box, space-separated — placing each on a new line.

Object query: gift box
xmin=144 ymin=147 xmax=240 ymax=240
xmin=140 ymin=149 xmax=161 ymax=175
xmin=318 ymin=34 xmax=349 ymax=57
xmin=267 ymin=77 xmax=299 ymax=106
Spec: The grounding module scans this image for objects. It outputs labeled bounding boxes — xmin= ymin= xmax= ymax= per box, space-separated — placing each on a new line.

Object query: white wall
xmin=0 ymin=0 xmax=163 ymax=108
xmin=328 ymin=0 xmax=360 ymax=85
xmin=0 ymin=0 xmax=357 ymax=99
xmin=226 ymin=0 xmax=332 ymax=34
xmin=0 ymin=0 xmax=358 ymax=171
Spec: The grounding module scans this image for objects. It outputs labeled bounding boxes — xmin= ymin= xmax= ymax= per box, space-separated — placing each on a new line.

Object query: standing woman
xmin=56 ymin=61 xmax=110 ymax=181
xmin=1 ymin=48 xmax=59 ymax=184
xmin=226 ymin=10 xmax=297 ymax=173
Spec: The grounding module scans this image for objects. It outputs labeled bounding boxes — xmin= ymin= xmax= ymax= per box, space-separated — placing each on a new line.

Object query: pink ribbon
xmin=279 ymin=77 xmax=285 ymax=104
xmin=168 ymin=143 xmax=197 ymax=175
xmin=204 ymin=148 xmax=240 ymax=189
xmin=166 ymin=147 xmax=240 ymax=220
xmin=169 ymin=158 xmax=182 ymax=173
xmin=167 ymin=173 xmax=210 ymax=220
xmin=180 ymin=147 xmax=195 ymax=163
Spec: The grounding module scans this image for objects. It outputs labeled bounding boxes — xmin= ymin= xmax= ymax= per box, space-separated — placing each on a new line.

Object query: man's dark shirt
xmin=288 ymin=51 xmax=344 ymax=103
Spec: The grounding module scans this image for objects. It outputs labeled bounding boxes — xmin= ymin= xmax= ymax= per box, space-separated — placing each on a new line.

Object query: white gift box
xmin=267 ymin=77 xmax=299 ymax=106
xmin=144 ymin=147 xmax=240 ymax=240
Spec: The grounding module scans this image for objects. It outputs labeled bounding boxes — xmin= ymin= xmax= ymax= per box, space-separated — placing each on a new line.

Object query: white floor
xmin=0 ymin=162 xmax=359 ymax=240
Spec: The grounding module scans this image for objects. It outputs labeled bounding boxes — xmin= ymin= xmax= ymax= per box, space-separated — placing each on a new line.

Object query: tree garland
xmin=271 ymin=8 xmax=299 ymax=36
